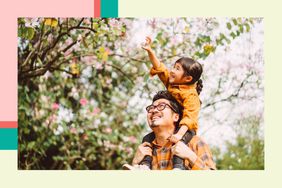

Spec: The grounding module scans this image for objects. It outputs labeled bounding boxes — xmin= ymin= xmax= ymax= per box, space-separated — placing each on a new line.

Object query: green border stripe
xmin=0 ymin=128 xmax=17 ymax=150
xmin=101 ymin=0 xmax=118 ymax=17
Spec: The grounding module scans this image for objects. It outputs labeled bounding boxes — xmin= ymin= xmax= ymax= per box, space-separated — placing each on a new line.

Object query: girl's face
xmin=169 ymin=62 xmax=187 ymax=84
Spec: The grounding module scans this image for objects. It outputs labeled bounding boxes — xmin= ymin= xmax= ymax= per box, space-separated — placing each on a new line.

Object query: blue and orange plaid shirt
xmin=151 ymin=136 xmax=216 ymax=170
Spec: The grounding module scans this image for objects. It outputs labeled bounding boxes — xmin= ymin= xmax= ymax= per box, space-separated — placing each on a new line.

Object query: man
xmin=123 ymin=90 xmax=216 ymax=170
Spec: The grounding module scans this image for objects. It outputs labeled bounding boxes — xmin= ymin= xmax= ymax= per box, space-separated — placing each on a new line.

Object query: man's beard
xmin=149 ymin=121 xmax=159 ymax=128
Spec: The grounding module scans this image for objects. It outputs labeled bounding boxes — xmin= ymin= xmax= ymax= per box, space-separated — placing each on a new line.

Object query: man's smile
xmin=151 ymin=115 xmax=161 ymax=121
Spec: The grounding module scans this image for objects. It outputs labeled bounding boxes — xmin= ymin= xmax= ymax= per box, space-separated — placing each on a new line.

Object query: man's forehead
xmin=152 ymin=98 xmax=170 ymax=105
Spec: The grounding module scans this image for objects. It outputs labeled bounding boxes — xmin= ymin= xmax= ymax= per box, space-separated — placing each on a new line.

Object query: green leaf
xmin=202 ymin=35 xmax=211 ymax=43
xmin=18 ymin=18 xmax=25 ymax=25
xmin=37 ymin=57 xmax=43 ymax=66
xmin=245 ymin=23 xmax=250 ymax=32
xmin=232 ymin=19 xmax=238 ymax=25
xmin=194 ymin=51 xmax=201 ymax=58
xmin=26 ymin=27 xmax=35 ymax=40
xmin=239 ymin=25 xmax=244 ymax=33
xmin=230 ymin=32 xmax=236 ymax=39
xmin=227 ymin=22 xmax=232 ymax=30
xmin=219 ymin=33 xmax=226 ymax=39
xmin=18 ymin=27 xmax=23 ymax=38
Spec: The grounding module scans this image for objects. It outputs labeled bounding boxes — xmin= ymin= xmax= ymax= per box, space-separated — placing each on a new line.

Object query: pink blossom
xmin=65 ymin=38 xmax=73 ymax=46
xmin=126 ymin=147 xmax=133 ymax=154
xmin=92 ymin=107 xmax=101 ymax=115
xmin=52 ymin=103 xmax=60 ymax=110
xmin=60 ymin=18 xmax=67 ymax=22
xmin=104 ymin=127 xmax=112 ymax=134
xmin=83 ymin=19 xmax=91 ymax=25
xmin=147 ymin=19 xmax=157 ymax=29
xmin=47 ymin=35 xmax=53 ymax=43
xmin=106 ymin=77 xmax=112 ymax=85
xmin=109 ymin=19 xmax=119 ymax=28
xmin=129 ymin=136 xmax=137 ymax=143
xmin=82 ymin=134 xmax=89 ymax=140
xmin=105 ymin=48 xmax=111 ymax=54
xmin=50 ymin=114 xmax=57 ymax=122
xmin=81 ymin=56 xmax=96 ymax=64
xmin=64 ymin=49 xmax=73 ymax=57
xmin=95 ymin=62 xmax=103 ymax=70
xmin=70 ymin=127 xmax=77 ymax=134
xmin=80 ymin=98 xmax=88 ymax=106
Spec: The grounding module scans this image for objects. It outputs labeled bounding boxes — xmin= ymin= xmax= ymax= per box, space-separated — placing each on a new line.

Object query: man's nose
xmin=152 ymin=106 xmax=160 ymax=113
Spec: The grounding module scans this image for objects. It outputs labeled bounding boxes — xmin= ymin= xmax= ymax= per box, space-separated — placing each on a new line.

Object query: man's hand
xmin=132 ymin=142 xmax=153 ymax=165
xmin=171 ymin=141 xmax=197 ymax=164
xmin=141 ymin=36 xmax=152 ymax=52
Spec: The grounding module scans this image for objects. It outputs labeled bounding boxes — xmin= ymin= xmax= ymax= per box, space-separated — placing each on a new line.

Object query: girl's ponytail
xmin=196 ymin=79 xmax=203 ymax=95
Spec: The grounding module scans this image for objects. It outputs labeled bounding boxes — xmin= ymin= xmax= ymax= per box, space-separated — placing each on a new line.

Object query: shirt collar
xmin=152 ymin=139 xmax=173 ymax=149
xmin=170 ymin=83 xmax=197 ymax=90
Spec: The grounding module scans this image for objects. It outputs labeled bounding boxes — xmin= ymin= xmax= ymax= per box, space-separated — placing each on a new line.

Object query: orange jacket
xmin=150 ymin=63 xmax=200 ymax=132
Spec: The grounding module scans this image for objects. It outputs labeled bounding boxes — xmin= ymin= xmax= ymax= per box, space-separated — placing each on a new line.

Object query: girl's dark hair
xmin=175 ymin=57 xmax=203 ymax=95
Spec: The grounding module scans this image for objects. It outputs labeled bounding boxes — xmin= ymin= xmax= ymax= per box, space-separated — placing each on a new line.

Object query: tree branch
xmin=202 ymin=72 xmax=253 ymax=109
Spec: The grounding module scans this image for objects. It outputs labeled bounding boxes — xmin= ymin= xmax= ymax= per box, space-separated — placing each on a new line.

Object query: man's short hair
xmin=152 ymin=90 xmax=183 ymax=126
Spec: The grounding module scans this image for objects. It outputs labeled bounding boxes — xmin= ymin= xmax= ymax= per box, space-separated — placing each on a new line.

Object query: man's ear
xmin=173 ymin=113 xmax=179 ymax=123
xmin=184 ymin=75 xmax=193 ymax=82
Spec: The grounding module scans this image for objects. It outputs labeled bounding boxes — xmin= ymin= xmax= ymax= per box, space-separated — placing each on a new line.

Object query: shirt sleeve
xmin=179 ymin=91 xmax=200 ymax=132
xmin=149 ymin=62 xmax=170 ymax=88
xmin=185 ymin=137 xmax=216 ymax=170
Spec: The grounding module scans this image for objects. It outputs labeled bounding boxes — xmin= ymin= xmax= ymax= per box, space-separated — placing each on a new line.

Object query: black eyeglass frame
xmin=146 ymin=102 xmax=177 ymax=113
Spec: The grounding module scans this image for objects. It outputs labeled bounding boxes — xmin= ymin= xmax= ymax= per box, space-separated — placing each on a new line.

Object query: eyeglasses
xmin=146 ymin=103 xmax=177 ymax=113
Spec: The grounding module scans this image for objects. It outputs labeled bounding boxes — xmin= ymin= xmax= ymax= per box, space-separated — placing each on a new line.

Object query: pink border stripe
xmin=0 ymin=121 xmax=18 ymax=128
xmin=94 ymin=0 xmax=101 ymax=17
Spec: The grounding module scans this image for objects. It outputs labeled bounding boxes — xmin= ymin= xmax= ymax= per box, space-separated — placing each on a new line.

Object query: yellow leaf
xmin=44 ymin=18 xmax=52 ymax=26
xmin=44 ymin=18 xmax=58 ymax=27
xmin=99 ymin=47 xmax=105 ymax=53
xmin=102 ymin=51 xmax=108 ymax=61
xmin=70 ymin=63 xmax=79 ymax=75
xmin=184 ymin=26 xmax=190 ymax=33
xmin=51 ymin=19 xmax=58 ymax=27
xmin=172 ymin=48 xmax=177 ymax=56
xmin=203 ymin=44 xmax=215 ymax=54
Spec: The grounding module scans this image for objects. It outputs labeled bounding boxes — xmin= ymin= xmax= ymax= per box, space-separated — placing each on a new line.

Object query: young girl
xmin=140 ymin=36 xmax=203 ymax=170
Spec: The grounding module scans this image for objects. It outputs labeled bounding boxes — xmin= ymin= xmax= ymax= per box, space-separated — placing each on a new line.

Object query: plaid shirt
xmin=151 ymin=136 xmax=216 ymax=170
xmin=150 ymin=63 xmax=200 ymax=133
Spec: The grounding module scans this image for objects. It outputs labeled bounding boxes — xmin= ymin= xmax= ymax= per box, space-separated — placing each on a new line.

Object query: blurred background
xmin=18 ymin=17 xmax=264 ymax=170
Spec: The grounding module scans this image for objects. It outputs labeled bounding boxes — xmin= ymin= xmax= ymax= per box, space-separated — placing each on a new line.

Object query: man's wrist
xmin=186 ymin=151 xmax=197 ymax=165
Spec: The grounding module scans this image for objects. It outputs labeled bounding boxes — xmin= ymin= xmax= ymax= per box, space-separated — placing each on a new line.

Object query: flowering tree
xmin=18 ymin=17 xmax=263 ymax=169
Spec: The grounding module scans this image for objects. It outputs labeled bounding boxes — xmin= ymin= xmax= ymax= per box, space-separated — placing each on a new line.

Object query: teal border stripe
xmin=0 ymin=128 xmax=18 ymax=150
xmin=101 ymin=0 xmax=118 ymax=17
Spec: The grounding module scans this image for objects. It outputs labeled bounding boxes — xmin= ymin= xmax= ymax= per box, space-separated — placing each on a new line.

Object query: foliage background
xmin=18 ymin=17 xmax=264 ymax=170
